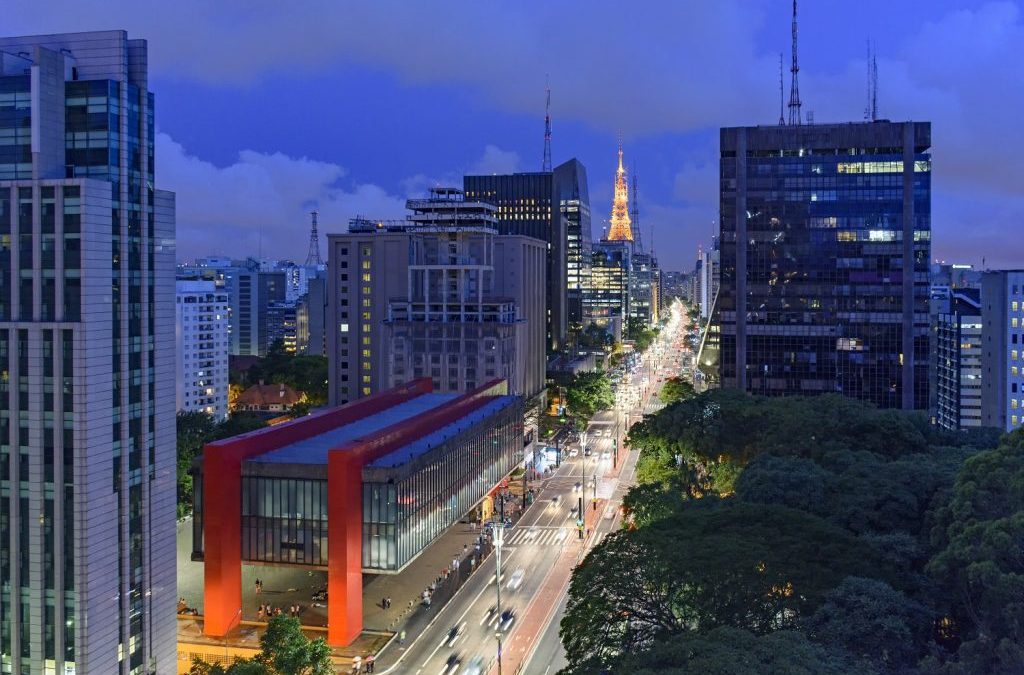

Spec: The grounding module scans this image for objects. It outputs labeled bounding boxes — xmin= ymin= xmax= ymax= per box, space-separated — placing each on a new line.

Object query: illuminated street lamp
xmin=494 ymin=522 xmax=505 ymax=675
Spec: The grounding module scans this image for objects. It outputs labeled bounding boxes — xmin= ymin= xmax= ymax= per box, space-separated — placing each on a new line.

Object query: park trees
xmin=560 ymin=500 xmax=878 ymax=673
xmin=189 ymin=616 xmax=332 ymax=675
xmin=658 ymin=376 xmax=695 ymax=405
xmin=563 ymin=383 xmax=1024 ymax=673
xmin=564 ymin=371 xmax=614 ymax=424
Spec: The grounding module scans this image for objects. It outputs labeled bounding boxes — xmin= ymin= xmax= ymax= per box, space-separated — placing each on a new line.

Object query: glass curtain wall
xmin=363 ymin=400 xmax=523 ymax=570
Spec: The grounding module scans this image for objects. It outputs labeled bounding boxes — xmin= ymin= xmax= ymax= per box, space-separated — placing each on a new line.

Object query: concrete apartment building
xmin=176 ymin=280 xmax=229 ymax=421
xmin=0 ymin=31 xmax=177 ymax=673
xmin=327 ymin=188 xmax=546 ymax=407
xmin=980 ymin=270 xmax=1024 ymax=432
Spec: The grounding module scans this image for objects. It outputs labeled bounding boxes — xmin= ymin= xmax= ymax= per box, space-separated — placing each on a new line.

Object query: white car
xmin=463 ymin=657 xmax=484 ymax=675
xmin=507 ymin=569 xmax=525 ymax=590
xmin=601 ymin=450 xmax=611 ymax=461
xmin=568 ymin=447 xmax=579 ymax=458
xmin=555 ymin=528 xmax=568 ymax=542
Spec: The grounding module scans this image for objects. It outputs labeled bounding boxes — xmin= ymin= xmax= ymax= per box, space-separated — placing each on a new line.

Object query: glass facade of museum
xmin=362 ymin=397 xmax=522 ymax=570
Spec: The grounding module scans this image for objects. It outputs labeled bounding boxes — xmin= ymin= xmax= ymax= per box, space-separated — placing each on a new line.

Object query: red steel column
xmin=202 ymin=447 xmax=244 ymax=636
xmin=327 ymin=450 xmax=364 ymax=645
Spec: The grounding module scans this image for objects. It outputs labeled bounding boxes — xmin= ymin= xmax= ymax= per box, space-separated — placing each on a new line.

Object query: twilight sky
xmin=9 ymin=1 xmax=1024 ymax=269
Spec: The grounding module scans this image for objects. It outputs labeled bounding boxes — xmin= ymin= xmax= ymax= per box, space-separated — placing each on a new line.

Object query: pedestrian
xmin=353 ymin=655 xmax=362 ymax=674
xmin=463 ymin=543 xmax=468 ymax=555
xmin=366 ymin=655 xmax=375 ymax=673
xmin=382 ymin=596 xmax=387 ymax=610
xmin=399 ymin=630 xmax=406 ymax=646
xmin=386 ymin=597 xmax=391 ymax=609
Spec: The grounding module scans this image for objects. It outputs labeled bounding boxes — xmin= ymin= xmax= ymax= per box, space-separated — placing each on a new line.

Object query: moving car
xmin=550 ymin=495 xmax=561 ymax=508
xmin=573 ymin=482 xmax=582 ymax=493
xmin=568 ymin=447 xmax=579 ymax=458
xmin=555 ymin=528 xmax=568 ymax=542
xmin=507 ymin=568 xmax=525 ymax=590
xmin=463 ymin=657 xmax=484 ymax=675
xmin=601 ymin=450 xmax=611 ymax=461
xmin=499 ymin=609 xmax=516 ymax=631
xmin=445 ymin=623 xmax=465 ymax=647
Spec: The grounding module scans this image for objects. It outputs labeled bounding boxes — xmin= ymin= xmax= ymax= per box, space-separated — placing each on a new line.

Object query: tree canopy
xmin=234 ymin=340 xmax=329 ymax=404
xmin=564 ymin=371 xmax=614 ymax=424
xmin=189 ymin=615 xmax=332 ymax=675
xmin=658 ymin=376 xmax=695 ymax=406
xmin=559 ymin=387 xmax=1018 ymax=674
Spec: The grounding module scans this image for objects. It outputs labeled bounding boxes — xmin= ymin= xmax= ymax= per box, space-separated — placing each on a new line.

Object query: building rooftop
xmin=250 ymin=393 xmax=460 ymax=465
xmin=369 ymin=395 xmax=517 ymax=468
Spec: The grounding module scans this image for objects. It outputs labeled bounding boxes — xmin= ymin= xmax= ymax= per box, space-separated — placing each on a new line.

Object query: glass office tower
xmin=464 ymin=158 xmax=590 ymax=352
xmin=715 ymin=121 xmax=931 ymax=410
xmin=0 ymin=32 xmax=177 ymax=673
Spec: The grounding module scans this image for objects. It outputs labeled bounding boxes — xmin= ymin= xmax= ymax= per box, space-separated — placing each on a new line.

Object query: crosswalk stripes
xmin=503 ymin=526 xmax=574 ymax=547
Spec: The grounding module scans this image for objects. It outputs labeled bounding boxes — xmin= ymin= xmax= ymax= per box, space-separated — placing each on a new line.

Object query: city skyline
xmin=8 ymin=1 xmax=1024 ymax=268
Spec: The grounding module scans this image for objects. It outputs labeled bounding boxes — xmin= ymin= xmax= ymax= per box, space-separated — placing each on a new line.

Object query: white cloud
xmin=467 ymin=145 xmax=521 ymax=175
xmin=157 ymin=133 xmax=406 ymax=261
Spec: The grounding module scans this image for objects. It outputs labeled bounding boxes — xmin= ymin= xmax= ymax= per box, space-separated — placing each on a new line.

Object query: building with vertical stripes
xmin=0 ymin=31 xmax=176 ymax=673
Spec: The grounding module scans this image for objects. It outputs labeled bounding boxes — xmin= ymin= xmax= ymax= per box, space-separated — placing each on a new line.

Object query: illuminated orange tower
xmin=607 ymin=141 xmax=633 ymax=241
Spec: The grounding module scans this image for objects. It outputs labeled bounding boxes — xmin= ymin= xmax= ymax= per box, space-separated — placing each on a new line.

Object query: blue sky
xmin=10 ymin=1 xmax=1024 ymax=269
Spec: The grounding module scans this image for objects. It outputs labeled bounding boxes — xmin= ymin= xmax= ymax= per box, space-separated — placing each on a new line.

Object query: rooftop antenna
xmin=778 ymin=52 xmax=785 ymax=125
xmin=787 ymin=0 xmax=802 ymax=125
xmin=864 ymin=40 xmax=871 ymax=121
xmin=542 ymin=75 xmax=552 ymax=172
xmin=305 ymin=210 xmax=323 ymax=266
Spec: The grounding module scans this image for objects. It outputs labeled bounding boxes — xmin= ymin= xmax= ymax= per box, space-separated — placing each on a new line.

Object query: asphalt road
xmin=378 ymin=451 xmax=613 ymax=675
xmin=382 ymin=301 xmax=693 ymax=675
xmin=520 ymin=301 xmax=693 ymax=675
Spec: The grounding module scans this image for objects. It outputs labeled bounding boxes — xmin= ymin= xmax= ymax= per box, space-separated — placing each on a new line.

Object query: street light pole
xmin=578 ymin=429 xmax=587 ymax=532
xmin=494 ymin=522 xmax=504 ymax=675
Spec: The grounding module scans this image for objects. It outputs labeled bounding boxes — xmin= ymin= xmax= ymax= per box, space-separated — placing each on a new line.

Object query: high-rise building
xmin=0 ymin=31 xmax=177 ymax=673
xmin=980 ymin=270 xmax=1024 ymax=432
xmin=226 ymin=268 xmax=285 ymax=356
xmin=265 ymin=301 xmax=297 ymax=353
xmin=176 ymin=280 xmax=229 ymax=421
xmin=328 ymin=188 xmax=546 ymax=406
xmin=710 ymin=121 xmax=932 ymax=409
xmin=697 ymin=242 xmax=721 ymax=321
xmin=629 ymin=251 xmax=657 ymax=326
xmin=296 ymin=272 xmax=327 ymax=356
xmin=935 ymin=288 xmax=982 ymax=430
xmin=463 ymin=158 xmax=590 ymax=351
xmin=585 ymin=240 xmax=631 ymax=340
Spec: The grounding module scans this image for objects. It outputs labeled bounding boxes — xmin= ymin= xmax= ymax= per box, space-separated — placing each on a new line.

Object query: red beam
xmin=326 ymin=379 xmax=508 ymax=645
xmin=202 ymin=379 xmax=432 ymax=638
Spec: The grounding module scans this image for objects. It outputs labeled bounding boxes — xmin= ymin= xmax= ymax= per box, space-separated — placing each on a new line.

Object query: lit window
xmin=340 ymin=323 xmax=349 ymax=333
xmin=362 ymin=299 xmax=371 ymax=307
xmin=361 ymin=387 xmax=371 ymax=396
xmin=362 ymin=273 xmax=371 ymax=282
xmin=361 ymin=375 xmax=371 ymax=384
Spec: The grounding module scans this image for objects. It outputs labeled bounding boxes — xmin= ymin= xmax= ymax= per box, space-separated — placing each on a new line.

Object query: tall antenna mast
xmin=542 ymin=75 xmax=552 ymax=172
xmin=631 ymin=172 xmax=642 ymax=253
xmin=787 ymin=0 xmax=802 ymax=125
xmin=778 ymin=52 xmax=785 ymax=125
xmin=305 ymin=210 xmax=323 ymax=266
xmin=864 ymin=40 xmax=871 ymax=121
xmin=871 ymin=46 xmax=878 ymax=121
